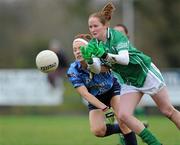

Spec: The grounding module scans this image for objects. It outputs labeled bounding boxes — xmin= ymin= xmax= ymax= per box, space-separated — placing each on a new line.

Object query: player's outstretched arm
xmin=76 ymin=86 xmax=108 ymax=110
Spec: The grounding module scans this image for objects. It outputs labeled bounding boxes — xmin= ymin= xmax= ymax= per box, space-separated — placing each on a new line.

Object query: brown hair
xmin=114 ymin=24 xmax=129 ymax=35
xmin=74 ymin=34 xmax=92 ymax=42
xmin=89 ymin=1 xmax=115 ymax=25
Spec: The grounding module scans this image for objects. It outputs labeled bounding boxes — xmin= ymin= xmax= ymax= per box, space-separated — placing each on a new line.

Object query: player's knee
xmin=117 ymin=111 xmax=131 ymax=122
xmin=90 ymin=125 xmax=106 ymax=137
xmin=160 ymin=105 xmax=175 ymax=118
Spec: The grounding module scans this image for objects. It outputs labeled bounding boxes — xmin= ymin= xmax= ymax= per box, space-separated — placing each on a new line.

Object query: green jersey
xmin=89 ymin=28 xmax=152 ymax=87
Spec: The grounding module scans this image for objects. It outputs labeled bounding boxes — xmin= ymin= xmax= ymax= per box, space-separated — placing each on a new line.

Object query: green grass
xmin=0 ymin=115 xmax=179 ymax=145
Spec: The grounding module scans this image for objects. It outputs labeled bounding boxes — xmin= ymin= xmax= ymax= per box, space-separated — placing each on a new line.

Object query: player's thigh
xmin=119 ymin=92 xmax=142 ymax=115
xmin=152 ymin=86 xmax=173 ymax=110
xmin=110 ymin=95 xmax=120 ymax=116
xmin=89 ymin=109 xmax=105 ymax=129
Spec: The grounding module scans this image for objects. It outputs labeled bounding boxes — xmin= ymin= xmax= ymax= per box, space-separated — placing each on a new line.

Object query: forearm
xmin=88 ymin=58 xmax=110 ymax=74
xmin=103 ymin=50 xmax=129 ymax=65
xmin=87 ymin=57 xmax=101 ymax=74
xmin=83 ymin=93 xmax=107 ymax=110
xmin=76 ymin=86 xmax=107 ymax=110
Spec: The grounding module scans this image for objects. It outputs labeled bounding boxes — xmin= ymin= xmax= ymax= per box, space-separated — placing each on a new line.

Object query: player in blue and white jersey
xmin=67 ymin=34 xmax=138 ymax=145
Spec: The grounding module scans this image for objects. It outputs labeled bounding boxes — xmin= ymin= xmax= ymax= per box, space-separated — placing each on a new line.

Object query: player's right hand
xmin=104 ymin=108 xmax=115 ymax=124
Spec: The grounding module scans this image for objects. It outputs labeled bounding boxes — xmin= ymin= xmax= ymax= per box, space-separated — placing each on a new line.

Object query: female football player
xmin=80 ymin=2 xmax=180 ymax=145
xmin=67 ymin=34 xmax=138 ymax=145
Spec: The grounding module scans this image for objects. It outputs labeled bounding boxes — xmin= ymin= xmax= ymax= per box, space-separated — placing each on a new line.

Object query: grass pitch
xmin=0 ymin=115 xmax=179 ymax=145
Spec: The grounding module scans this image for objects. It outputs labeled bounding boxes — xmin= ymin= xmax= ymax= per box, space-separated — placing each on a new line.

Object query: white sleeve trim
xmin=87 ymin=57 xmax=101 ymax=74
xmin=106 ymin=50 xmax=129 ymax=65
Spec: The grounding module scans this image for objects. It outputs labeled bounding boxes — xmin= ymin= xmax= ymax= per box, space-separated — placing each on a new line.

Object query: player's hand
xmin=104 ymin=108 xmax=115 ymax=124
xmin=92 ymin=41 xmax=107 ymax=58
xmin=80 ymin=46 xmax=93 ymax=64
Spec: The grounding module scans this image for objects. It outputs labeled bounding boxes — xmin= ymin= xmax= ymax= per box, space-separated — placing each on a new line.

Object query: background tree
xmin=0 ymin=0 xmax=179 ymax=68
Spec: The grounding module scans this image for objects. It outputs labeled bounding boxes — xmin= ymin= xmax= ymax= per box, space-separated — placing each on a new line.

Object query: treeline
xmin=0 ymin=0 xmax=179 ymax=68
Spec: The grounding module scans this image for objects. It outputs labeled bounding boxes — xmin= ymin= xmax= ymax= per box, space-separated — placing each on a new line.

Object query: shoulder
xmin=109 ymin=28 xmax=127 ymax=41
xmin=109 ymin=28 xmax=124 ymax=36
xmin=108 ymin=28 xmax=130 ymax=51
xmin=67 ymin=61 xmax=79 ymax=75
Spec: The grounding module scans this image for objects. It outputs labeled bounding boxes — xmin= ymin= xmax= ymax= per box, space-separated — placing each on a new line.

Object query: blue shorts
xmin=88 ymin=78 xmax=121 ymax=111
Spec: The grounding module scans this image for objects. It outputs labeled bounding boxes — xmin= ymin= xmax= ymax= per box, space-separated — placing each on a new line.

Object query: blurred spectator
xmin=114 ymin=24 xmax=129 ymax=38
xmin=47 ymin=39 xmax=68 ymax=89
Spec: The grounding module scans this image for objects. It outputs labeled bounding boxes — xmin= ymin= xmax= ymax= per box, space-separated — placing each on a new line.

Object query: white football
xmin=36 ymin=50 xmax=59 ymax=73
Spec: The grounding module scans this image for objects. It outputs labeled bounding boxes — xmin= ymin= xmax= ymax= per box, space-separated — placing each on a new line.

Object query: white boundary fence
xmin=0 ymin=69 xmax=179 ymax=106
xmin=0 ymin=69 xmax=64 ymax=106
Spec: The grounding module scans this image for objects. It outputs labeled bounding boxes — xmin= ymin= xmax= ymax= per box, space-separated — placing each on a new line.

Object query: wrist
xmin=87 ymin=58 xmax=93 ymax=64
xmin=102 ymin=106 xmax=109 ymax=112
xmin=101 ymin=53 xmax=108 ymax=59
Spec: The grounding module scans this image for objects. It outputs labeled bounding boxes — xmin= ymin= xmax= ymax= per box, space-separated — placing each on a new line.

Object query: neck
xmin=101 ymin=29 xmax=108 ymax=42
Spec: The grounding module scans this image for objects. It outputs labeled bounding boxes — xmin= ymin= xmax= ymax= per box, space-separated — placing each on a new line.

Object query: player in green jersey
xmin=80 ymin=2 xmax=180 ymax=145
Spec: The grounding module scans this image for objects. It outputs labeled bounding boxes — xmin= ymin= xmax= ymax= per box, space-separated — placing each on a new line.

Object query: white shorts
xmin=120 ymin=63 xmax=166 ymax=96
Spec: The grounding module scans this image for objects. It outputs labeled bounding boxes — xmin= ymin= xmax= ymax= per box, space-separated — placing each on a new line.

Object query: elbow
xmin=116 ymin=55 xmax=129 ymax=65
xmin=117 ymin=51 xmax=129 ymax=65
xmin=123 ymin=56 xmax=129 ymax=65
